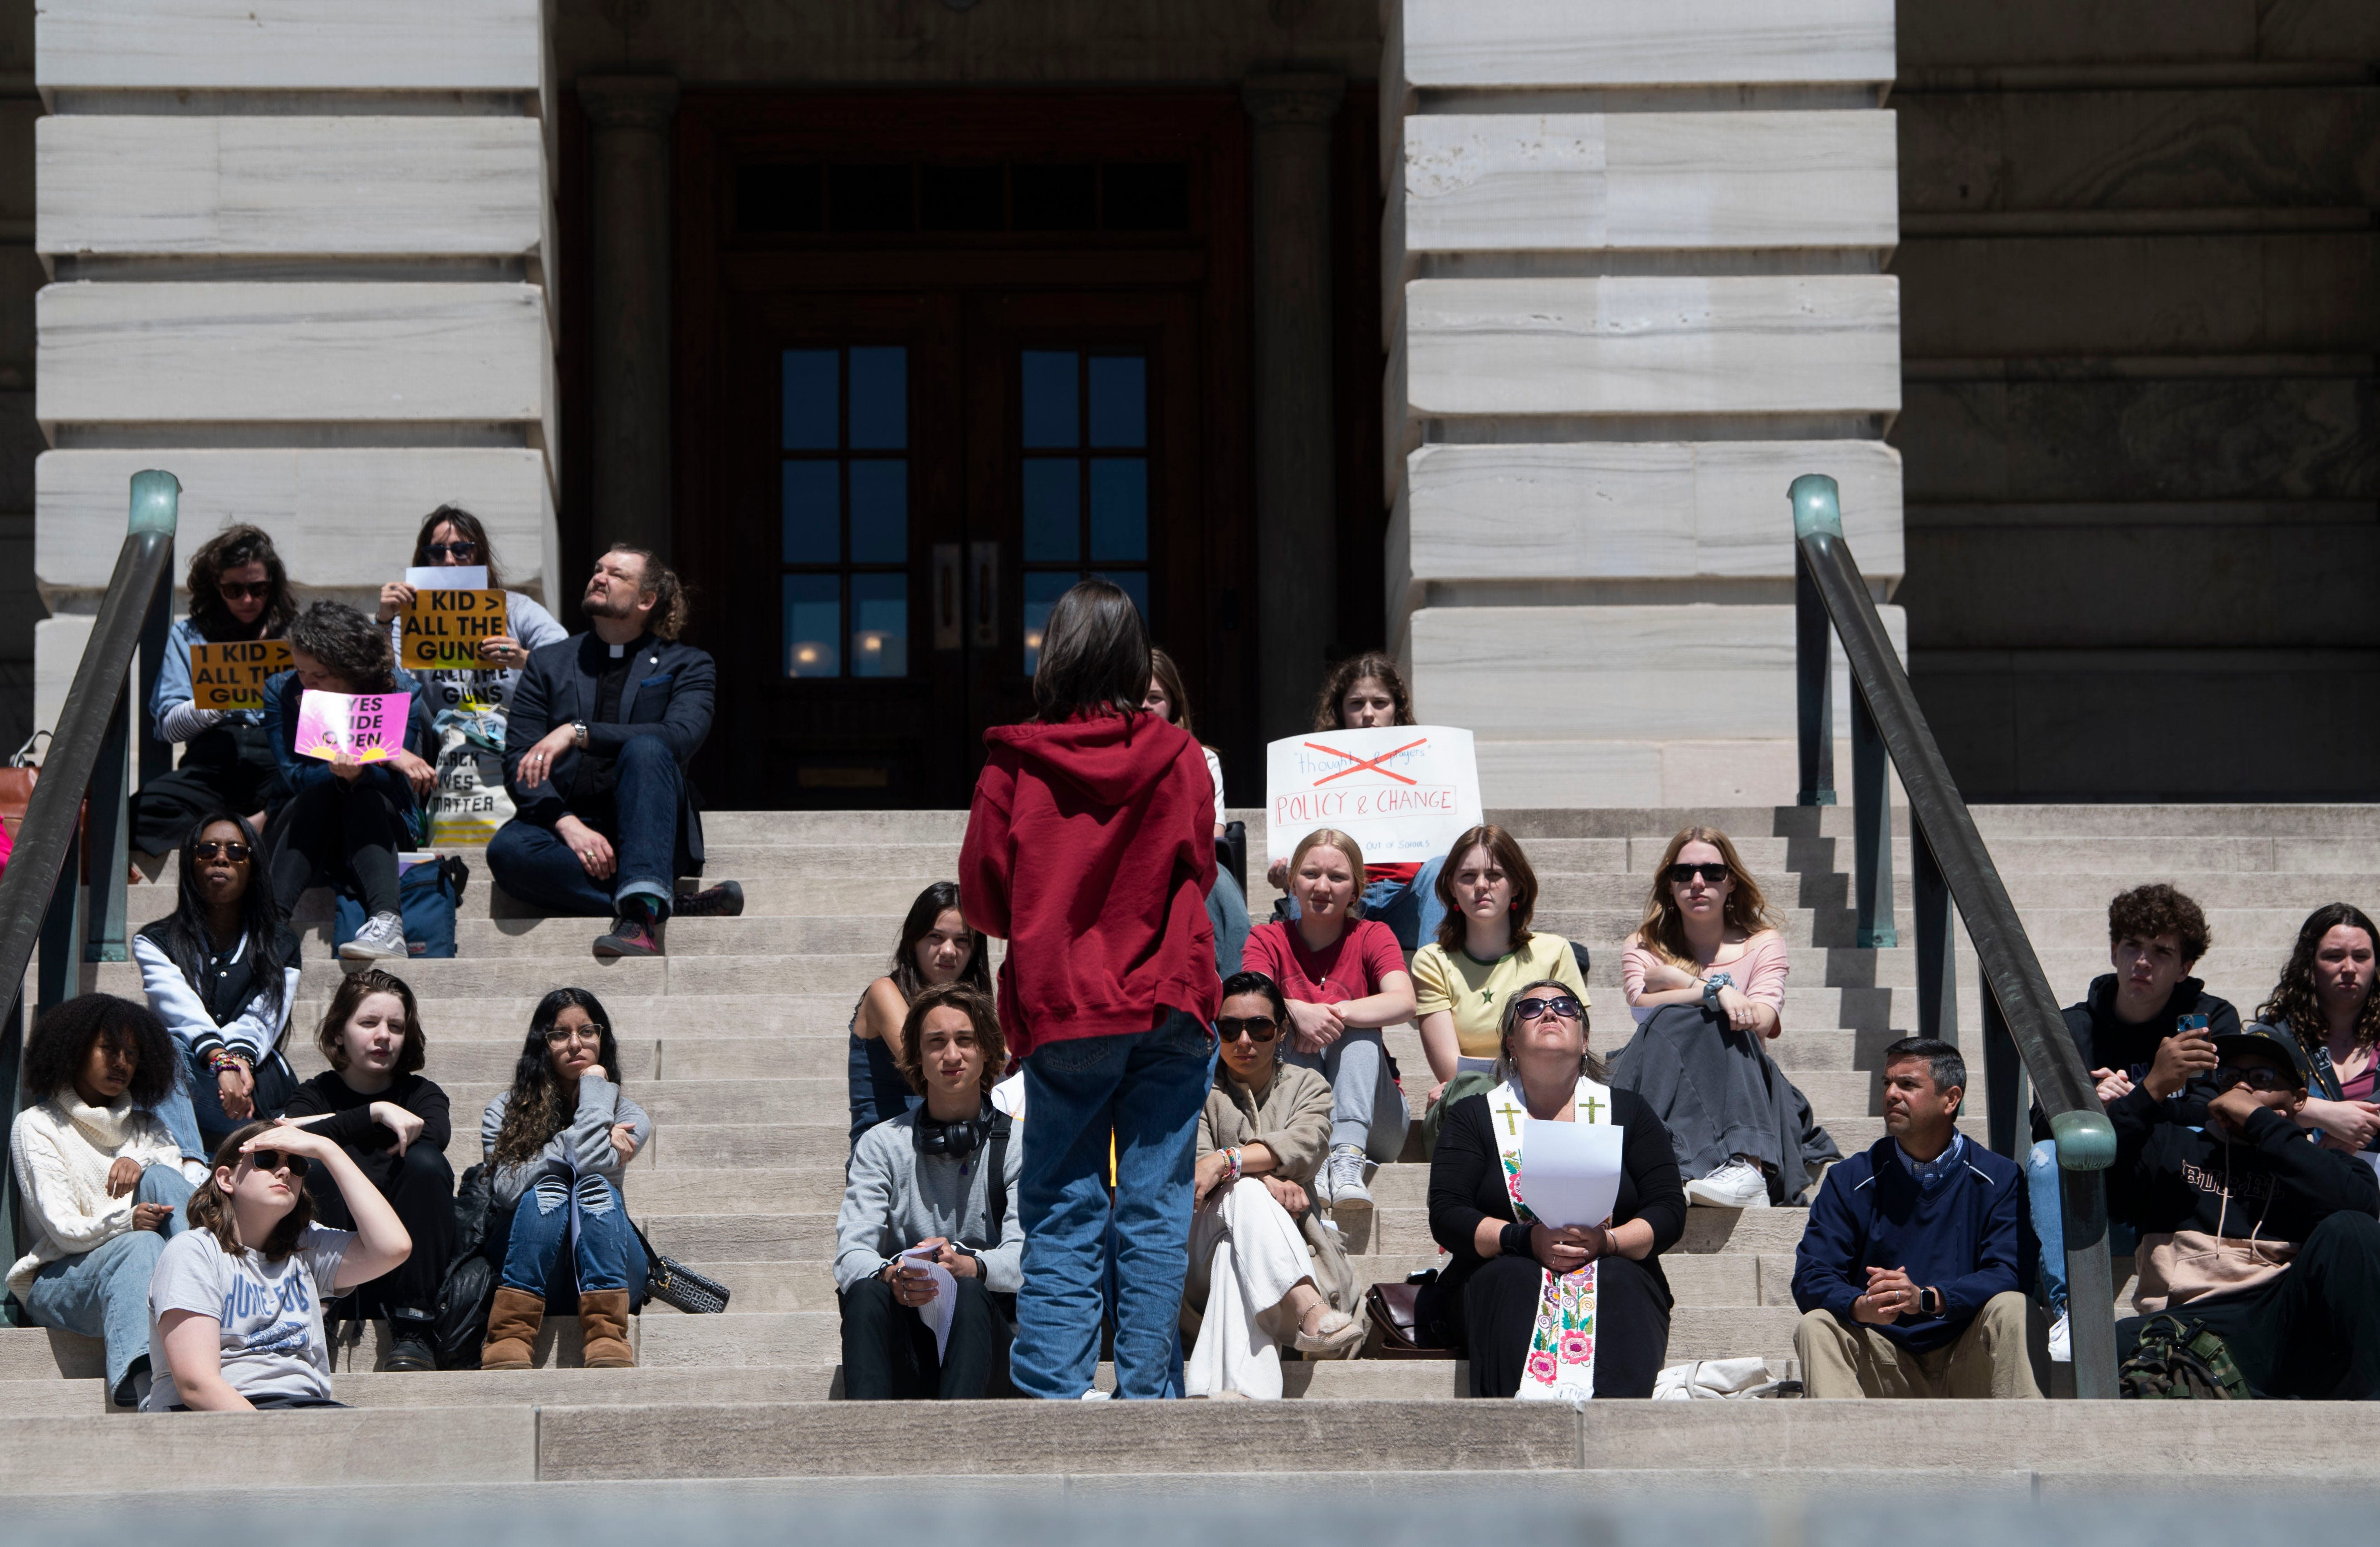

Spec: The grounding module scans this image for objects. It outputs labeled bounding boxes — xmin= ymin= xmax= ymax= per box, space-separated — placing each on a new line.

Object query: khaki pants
xmin=1793 ymin=1291 xmax=2046 ymax=1398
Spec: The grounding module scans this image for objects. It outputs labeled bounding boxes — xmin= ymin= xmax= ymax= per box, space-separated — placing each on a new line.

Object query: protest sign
xmin=401 ymin=587 xmax=509 ymax=671
xmin=1265 ymin=724 xmax=1483 ymax=869
xmin=188 ymin=639 xmax=294 ymax=711
xmin=293 ymin=690 xmax=411 ymax=764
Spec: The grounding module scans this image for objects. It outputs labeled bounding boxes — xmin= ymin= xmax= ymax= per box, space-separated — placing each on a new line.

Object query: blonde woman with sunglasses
xmin=1611 ymin=826 xmax=1837 ymax=1210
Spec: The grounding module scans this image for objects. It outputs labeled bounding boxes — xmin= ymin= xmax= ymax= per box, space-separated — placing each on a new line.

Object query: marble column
xmin=1243 ymin=72 xmax=1343 ymax=740
xmin=580 ymin=75 xmax=680 ymax=558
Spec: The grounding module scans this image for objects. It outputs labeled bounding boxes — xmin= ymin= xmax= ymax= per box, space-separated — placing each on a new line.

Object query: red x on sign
xmin=1303 ymin=737 xmax=1429 ymax=787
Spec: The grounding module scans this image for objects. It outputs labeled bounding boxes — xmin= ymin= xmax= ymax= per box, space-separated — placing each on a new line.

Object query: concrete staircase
xmin=8 ymin=801 xmax=2378 ymax=1491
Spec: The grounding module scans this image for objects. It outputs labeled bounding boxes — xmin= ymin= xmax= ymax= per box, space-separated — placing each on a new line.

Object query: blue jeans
xmin=1282 ymin=854 xmax=1446 ymax=952
xmin=501 ymin=1172 xmax=648 ymax=1296
xmin=2027 ymin=1137 xmax=2139 ymax=1318
xmin=22 ymin=1165 xmax=192 ymax=1399
xmin=1012 ymin=1011 xmax=1214 ymax=1400
xmin=177 ymin=1046 xmax=297 ymax=1156
xmin=152 ymin=1054 xmax=210 ymax=1166
xmin=1207 ymin=869 xmax=1251 ymax=979
xmin=486 ymin=735 xmax=681 ymax=917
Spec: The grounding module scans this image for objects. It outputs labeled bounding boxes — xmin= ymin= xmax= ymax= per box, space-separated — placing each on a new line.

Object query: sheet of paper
xmin=187 ymin=639 xmax=293 ymax=711
xmin=405 ymin=565 xmax=488 ymax=590
xmin=292 ymin=690 xmax=411 ymax=763
xmin=990 ymin=1071 xmax=1027 ymax=1119
xmin=1517 ymin=1119 xmax=1623 ymax=1229
xmin=1455 ymin=1056 xmax=1496 ymax=1075
xmin=899 ymin=1246 xmax=960 ymax=1360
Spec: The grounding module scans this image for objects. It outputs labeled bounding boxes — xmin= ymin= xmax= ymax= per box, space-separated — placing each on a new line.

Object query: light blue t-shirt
xmin=143 ymin=1222 xmax=351 ymax=1409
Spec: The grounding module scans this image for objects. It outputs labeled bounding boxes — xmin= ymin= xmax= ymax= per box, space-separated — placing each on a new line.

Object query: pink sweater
xmin=1621 ymin=932 xmax=1789 ymax=1027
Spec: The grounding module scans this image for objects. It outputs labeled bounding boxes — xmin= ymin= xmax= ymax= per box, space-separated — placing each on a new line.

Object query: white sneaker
xmin=1684 ymin=1157 xmax=1769 ymax=1209
xmin=338 ymin=911 xmax=408 ymax=961
xmin=1325 ymin=1146 xmax=1373 ymax=1213
xmin=2048 ymin=1312 xmax=2071 ymax=1363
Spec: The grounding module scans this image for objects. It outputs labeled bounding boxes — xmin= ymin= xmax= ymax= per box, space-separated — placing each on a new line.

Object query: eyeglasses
xmin=543 ymin=1023 xmax=606 ymax=1045
xmin=2215 ymin=1064 xmax=2292 ymax=1093
xmin=190 ymin=840 xmax=251 ymax=863
xmin=216 ymin=581 xmax=273 ymax=601
xmin=423 ymin=542 xmax=480 ymax=562
xmin=244 ymin=1149 xmax=310 ymax=1178
xmin=1216 ymin=1016 xmax=1279 ymax=1043
xmin=1666 ymin=863 xmax=1730 ymax=886
xmin=1515 ymin=995 xmax=1584 ymax=1024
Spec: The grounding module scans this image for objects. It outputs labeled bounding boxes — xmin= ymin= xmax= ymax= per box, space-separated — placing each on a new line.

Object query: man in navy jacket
xmin=1792 ymin=1037 xmax=2044 ymax=1398
xmin=488 ymin=545 xmax=742 ymax=957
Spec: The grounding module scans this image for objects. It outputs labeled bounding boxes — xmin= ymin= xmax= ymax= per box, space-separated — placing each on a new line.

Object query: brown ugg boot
xmin=481 ymin=1287 xmax=544 ymax=1371
xmin=577 ymin=1289 xmax=635 ymax=1368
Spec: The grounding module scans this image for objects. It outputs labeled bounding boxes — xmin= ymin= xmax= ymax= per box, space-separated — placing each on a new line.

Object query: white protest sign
xmin=1265 ymin=724 xmax=1483 ymax=871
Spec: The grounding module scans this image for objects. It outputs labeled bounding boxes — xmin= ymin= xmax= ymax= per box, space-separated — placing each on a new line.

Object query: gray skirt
xmin=1608 ymin=1002 xmax=1840 ymax=1204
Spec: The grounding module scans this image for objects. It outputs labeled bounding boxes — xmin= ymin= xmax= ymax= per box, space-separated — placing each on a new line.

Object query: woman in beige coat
xmin=1185 ymin=971 xmax=1366 ymax=1397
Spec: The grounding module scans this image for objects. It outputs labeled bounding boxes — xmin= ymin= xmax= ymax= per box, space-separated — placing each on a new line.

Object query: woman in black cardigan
xmin=279 ymin=967 xmax=455 ymax=1371
xmin=1422 ymin=977 xmax=1686 ymax=1398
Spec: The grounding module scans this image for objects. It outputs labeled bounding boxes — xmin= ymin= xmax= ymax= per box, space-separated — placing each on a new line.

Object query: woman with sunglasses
xmin=143 ymin=1118 xmax=412 ymax=1410
xmin=279 ymin=968 xmax=455 ymax=1371
xmin=1612 ymin=825 xmax=1835 ymax=1210
xmin=1420 ymin=979 xmax=1685 ymax=1398
xmin=478 ymin=987 xmax=651 ymax=1371
xmin=132 ymin=525 xmax=299 ymax=857
xmin=1242 ymin=828 xmax=1417 ymax=1213
xmin=1184 ymin=971 xmax=1364 ymax=1397
xmin=133 ymin=813 xmax=303 ymax=1164
xmin=376 ymin=503 xmax=568 ymax=729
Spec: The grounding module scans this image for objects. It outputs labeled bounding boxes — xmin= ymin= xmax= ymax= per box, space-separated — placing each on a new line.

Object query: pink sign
xmin=293 ymin=690 xmax=411 ymax=764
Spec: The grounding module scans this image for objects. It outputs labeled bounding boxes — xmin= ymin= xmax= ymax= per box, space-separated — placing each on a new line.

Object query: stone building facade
xmin=6 ymin=1 xmax=2372 ymax=806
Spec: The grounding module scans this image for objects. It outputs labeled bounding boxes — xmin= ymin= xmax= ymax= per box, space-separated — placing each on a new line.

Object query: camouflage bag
xmin=2119 ymin=1313 xmax=2252 ymax=1399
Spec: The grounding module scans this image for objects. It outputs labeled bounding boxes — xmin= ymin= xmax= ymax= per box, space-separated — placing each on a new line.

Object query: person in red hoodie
xmin=958 ymin=578 xmax=1220 ymax=1399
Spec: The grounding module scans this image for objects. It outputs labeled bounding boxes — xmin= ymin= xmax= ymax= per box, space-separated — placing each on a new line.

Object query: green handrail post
xmin=83 ymin=473 xmax=179 ymax=965
xmin=1791 ymin=475 xmax=1838 ymax=807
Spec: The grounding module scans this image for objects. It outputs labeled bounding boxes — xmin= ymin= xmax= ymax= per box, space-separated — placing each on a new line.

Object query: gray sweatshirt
xmin=835 ymin=1108 xmax=1023 ymax=1293
xmin=480 ymin=1074 xmax=652 ymax=1209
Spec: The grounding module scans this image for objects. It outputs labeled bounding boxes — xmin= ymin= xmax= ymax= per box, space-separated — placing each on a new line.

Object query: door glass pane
xmin=1087 ymin=356 xmax=1146 ymax=448
xmin=1106 ymin=570 xmax=1150 ymax=625
xmin=851 ymin=574 xmax=908 ymax=679
xmin=784 ymin=575 xmax=841 ymax=677
xmin=849 ymin=347 xmax=908 ymax=449
xmin=1021 ymin=351 xmax=1079 ymax=448
xmin=782 ymin=350 xmax=838 ymax=449
xmin=848 ymin=461 xmax=908 ymax=563
xmin=1021 ymin=571 xmax=1077 ymax=677
xmin=1022 ymin=458 xmax=1080 ymax=561
xmin=1088 ymin=459 xmax=1147 ymax=562
xmin=781 ymin=462 xmax=841 ymax=564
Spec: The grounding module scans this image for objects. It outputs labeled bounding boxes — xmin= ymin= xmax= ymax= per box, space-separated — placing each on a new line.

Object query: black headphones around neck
xmin=915 ymin=1107 xmax=994 ymax=1159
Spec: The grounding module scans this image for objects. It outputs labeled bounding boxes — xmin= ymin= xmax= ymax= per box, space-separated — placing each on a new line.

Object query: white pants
xmin=1183 ymin=1177 xmax=1315 ymax=1400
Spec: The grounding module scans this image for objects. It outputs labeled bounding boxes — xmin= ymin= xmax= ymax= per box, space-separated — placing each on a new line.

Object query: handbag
xmin=0 ymin=730 xmax=45 ymax=841
xmin=427 ymin=708 xmax=517 ymax=847
xmin=632 ymin=1219 xmax=732 ymax=1314
xmin=1363 ymin=1275 xmax=1454 ymax=1360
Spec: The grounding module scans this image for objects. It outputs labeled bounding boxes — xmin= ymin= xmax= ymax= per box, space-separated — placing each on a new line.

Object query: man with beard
xmin=489 ymin=545 xmax=743 ymax=957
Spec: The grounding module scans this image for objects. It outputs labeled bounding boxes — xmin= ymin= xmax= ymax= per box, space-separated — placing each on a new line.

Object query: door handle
xmin=969 ymin=542 xmax=999 ymax=649
xmin=932 ymin=544 xmax=961 ymax=650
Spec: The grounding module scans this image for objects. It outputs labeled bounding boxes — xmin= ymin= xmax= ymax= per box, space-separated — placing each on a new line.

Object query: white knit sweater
xmin=7 ymin=1092 xmax=182 ymax=1299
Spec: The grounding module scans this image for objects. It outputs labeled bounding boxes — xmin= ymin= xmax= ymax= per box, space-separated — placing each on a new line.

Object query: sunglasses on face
xmin=1216 ymin=1016 xmax=1279 ymax=1043
xmin=1667 ymin=863 xmax=1730 ymax=886
xmin=244 ymin=1149 xmax=309 ymax=1178
xmin=1515 ymin=995 xmax=1584 ymax=1024
xmin=190 ymin=840 xmax=251 ymax=863
xmin=424 ymin=542 xmax=479 ymax=562
xmin=2216 ymin=1065 xmax=2292 ymax=1093
xmin=217 ymin=581 xmax=273 ymax=601
xmin=544 ymin=1024 xmax=606 ymax=1045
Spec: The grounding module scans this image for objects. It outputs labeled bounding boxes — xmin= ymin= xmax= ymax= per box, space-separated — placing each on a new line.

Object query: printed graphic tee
xmin=143 ymin=1223 xmax=352 ymax=1410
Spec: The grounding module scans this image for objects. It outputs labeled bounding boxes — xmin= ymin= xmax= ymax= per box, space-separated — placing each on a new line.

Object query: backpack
xmin=2120 ymin=1313 xmax=2252 ymax=1399
xmin=334 ymin=854 xmax=468 ymax=959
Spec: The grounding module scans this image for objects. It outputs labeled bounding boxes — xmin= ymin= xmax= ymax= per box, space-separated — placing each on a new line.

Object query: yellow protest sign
xmin=402 ymin=588 xmax=509 ymax=671
xmin=188 ymin=639 xmax=294 ymax=711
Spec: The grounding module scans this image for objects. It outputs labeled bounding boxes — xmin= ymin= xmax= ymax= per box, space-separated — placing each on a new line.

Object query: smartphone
xmin=2177 ymin=1013 xmax=2210 ymax=1039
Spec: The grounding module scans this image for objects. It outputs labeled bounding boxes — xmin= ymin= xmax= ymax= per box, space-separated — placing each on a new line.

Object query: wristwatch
xmin=1701 ymin=971 xmax=1734 ymax=1006
xmin=1917 ymin=1286 xmax=1941 ymax=1317
xmin=572 ymin=719 xmax=588 ymax=749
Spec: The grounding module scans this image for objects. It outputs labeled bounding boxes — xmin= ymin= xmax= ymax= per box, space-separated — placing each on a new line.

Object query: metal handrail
xmin=1 ymin=472 xmax=180 ymax=1320
xmin=1788 ymin=473 xmax=2122 ymax=1400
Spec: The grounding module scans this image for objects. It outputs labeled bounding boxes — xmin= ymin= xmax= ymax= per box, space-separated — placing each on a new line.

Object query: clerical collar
xmin=1893 ymin=1131 xmax=1965 ymax=1192
xmin=608 ymin=641 xmax=626 ymax=658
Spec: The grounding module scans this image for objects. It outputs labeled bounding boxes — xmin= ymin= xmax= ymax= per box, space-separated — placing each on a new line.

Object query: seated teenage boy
xmin=834 ymin=982 xmax=1022 ymax=1401
xmin=1792 ymin=1037 xmax=2042 ymax=1399
xmin=488 ymin=545 xmax=742 ymax=959
xmin=2031 ymin=883 xmax=2237 ymax=1357
xmin=2110 ymin=1024 xmax=2380 ymax=1399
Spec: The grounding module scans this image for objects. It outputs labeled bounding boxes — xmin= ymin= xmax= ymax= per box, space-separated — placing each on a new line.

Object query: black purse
xmin=633 ymin=1219 xmax=732 ymax=1314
